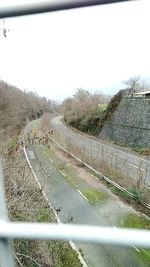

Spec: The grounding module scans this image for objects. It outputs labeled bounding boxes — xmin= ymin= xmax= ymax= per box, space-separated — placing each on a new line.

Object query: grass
xmin=62 ymin=167 xmax=81 ymax=188
xmin=6 ymin=145 xmax=82 ymax=267
xmin=42 ymin=145 xmax=61 ymax=166
xmin=83 ymin=188 xmax=108 ymax=204
xmin=109 ymin=185 xmax=143 ymax=201
xmin=37 ymin=207 xmax=54 ymax=222
xmin=43 ymin=145 xmax=109 ymax=206
xmin=49 ymin=242 xmax=82 ymax=267
xmin=120 ymin=213 xmax=150 ymax=229
xmin=132 ymin=147 xmax=150 ymax=155
xmin=8 ymin=135 xmax=18 ymax=151
xmin=63 ymin=173 xmax=77 ymax=188
xmin=25 ymin=119 xmax=41 ymax=136
xmin=127 ymin=187 xmax=143 ymax=201
xmin=14 ymin=205 xmax=82 ymax=267
xmin=43 ymin=145 xmax=81 ymax=188
xmin=119 ymin=213 xmax=150 ymax=265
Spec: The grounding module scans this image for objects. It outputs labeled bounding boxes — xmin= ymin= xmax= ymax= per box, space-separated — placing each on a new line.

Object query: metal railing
xmin=0 ymin=0 xmax=135 ymax=18
xmin=1 ymin=159 xmax=150 ymax=267
xmin=1 ymin=1 xmax=150 ymax=267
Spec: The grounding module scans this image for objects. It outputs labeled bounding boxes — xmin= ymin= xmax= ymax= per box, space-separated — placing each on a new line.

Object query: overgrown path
xmin=51 ymin=116 xmax=150 ymax=200
xmin=24 ymin=119 xmax=150 ymax=267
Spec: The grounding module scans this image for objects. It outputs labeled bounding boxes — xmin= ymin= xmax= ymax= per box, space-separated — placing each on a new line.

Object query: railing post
xmin=0 ymin=164 xmax=14 ymax=267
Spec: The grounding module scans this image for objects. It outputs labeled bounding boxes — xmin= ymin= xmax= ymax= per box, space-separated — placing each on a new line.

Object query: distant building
xmin=134 ymin=91 xmax=150 ymax=97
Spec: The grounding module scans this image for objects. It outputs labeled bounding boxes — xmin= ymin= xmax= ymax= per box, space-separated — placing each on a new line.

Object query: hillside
xmin=0 ymin=81 xmax=82 ymax=266
xmin=63 ymin=88 xmax=111 ymax=135
xmin=63 ymin=87 xmax=150 ymax=149
xmin=0 ymin=80 xmax=53 ymax=130
xmin=63 ymin=89 xmax=123 ymax=135
xmin=0 ymin=80 xmax=55 ymax=152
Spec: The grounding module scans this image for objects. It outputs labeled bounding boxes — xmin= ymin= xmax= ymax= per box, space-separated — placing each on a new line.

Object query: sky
xmin=0 ymin=0 xmax=150 ymax=101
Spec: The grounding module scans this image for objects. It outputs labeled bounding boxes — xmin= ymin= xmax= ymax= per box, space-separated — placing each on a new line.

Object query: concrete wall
xmin=51 ymin=117 xmax=150 ymax=189
xmin=100 ymin=97 xmax=150 ymax=148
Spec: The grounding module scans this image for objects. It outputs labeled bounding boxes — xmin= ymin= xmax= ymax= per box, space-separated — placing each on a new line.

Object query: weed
xmin=128 ymin=187 xmax=143 ymax=202
xmin=133 ymin=147 xmax=150 ymax=155
xmin=120 ymin=213 xmax=150 ymax=229
xmin=83 ymin=188 xmax=108 ymax=204
xmin=49 ymin=242 xmax=82 ymax=267
xmin=37 ymin=207 xmax=53 ymax=222
xmin=8 ymin=135 xmax=18 ymax=151
xmin=119 ymin=213 xmax=150 ymax=265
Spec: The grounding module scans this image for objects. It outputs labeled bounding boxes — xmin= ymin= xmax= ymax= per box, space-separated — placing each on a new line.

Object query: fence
xmin=1 ymin=160 xmax=150 ymax=267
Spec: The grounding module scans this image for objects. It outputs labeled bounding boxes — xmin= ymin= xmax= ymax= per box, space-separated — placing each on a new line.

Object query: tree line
xmin=0 ymin=80 xmax=57 ymax=138
xmin=62 ymin=88 xmax=110 ymax=135
xmin=62 ymin=77 xmax=150 ymax=135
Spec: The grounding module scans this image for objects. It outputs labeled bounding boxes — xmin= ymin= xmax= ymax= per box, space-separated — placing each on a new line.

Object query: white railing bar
xmin=0 ymin=0 xmax=136 ymax=19
xmin=0 ymin=222 xmax=150 ymax=248
xmin=0 ymin=165 xmax=14 ymax=267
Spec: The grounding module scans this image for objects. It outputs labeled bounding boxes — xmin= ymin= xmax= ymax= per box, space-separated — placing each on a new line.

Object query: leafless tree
xmin=123 ymin=76 xmax=141 ymax=96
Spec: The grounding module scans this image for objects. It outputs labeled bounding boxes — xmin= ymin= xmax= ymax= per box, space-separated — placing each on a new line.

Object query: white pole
xmin=0 ymin=0 xmax=135 ymax=18
xmin=0 ymin=165 xmax=14 ymax=267
xmin=0 ymin=222 xmax=150 ymax=248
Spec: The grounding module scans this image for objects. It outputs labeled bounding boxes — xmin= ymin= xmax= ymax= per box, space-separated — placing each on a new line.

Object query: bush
xmin=64 ymin=89 xmax=125 ymax=136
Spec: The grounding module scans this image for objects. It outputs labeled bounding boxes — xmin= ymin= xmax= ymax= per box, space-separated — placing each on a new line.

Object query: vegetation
xmin=4 ymin=144 xmax=82 ymax=267
xmin=133 ymin=147 xmax=150 ymax=155
xmin=110 ymin=186 xmax=143 ymax=203
xmin=8 ymin=135 xmax=18 ymax=151
xmin=63 ymin=88 xmax=125 ymax=135
xmin=0 ymin=81 xmax=81 ymax=266
xmin=119 ymin=213 xmax=150 ymax=265
xmin=63 ymin=77 xmax=148 ymax=137
xmin=127 ymin=187 xmax=143 ymax=201
xmin=120 ymin=213 xmax=150 ymax=229
xmin=83 ymin=188 xmax=108 ymax=204
xmin=0 ymin=80 xmax=57 ymax=152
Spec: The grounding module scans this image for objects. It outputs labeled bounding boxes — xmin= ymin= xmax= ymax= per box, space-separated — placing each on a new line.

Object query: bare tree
xmin=123 ymin=76 xmax=141 ymax=97
xmin=62 ymin=88 xmax=108 ymax=124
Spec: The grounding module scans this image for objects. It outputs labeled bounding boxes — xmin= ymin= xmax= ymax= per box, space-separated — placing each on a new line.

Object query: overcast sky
xmin=0 ymin=0 xmax=150 ymax=101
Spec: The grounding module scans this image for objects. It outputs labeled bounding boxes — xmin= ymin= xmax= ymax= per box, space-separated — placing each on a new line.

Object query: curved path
xmin=24 ymin=120 xmax=150 ymax=267
xmin=51 ymin=116 xmax=150 ymax=188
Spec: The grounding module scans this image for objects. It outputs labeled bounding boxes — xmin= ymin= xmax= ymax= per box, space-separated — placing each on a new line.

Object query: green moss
xmin=120 ymin=213 xmax=150 ymax=229
xmin=37 ymin=207 xmax=54 ymax=222
xmin=63 ymin=173 xmax=77 ymax=188
xmin=43 ymin=146 xmax=81 ymax=188
xmin=42 ymin=146 xmax=61 ymax=165
xmin=119 ymin=213 xmax=150 ymax=265
xmin=49 ymin=242 xmax=82 ymax=267
xmin=137 ymin=249 xmax=150 ymax=266
xmin=133 ymin=147 xmax=150 ymax=155
xmin=83 ymin=188 xmax=108 ymax=204
xmin=8 ymin=135 xmax=18 ymax=151
xmin=62 ymin=167 xmax=81 ymax=188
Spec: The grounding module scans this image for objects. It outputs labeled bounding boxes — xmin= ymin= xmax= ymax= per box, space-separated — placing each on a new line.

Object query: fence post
xmin=0 ymin=164 xmax=14 ymax=267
